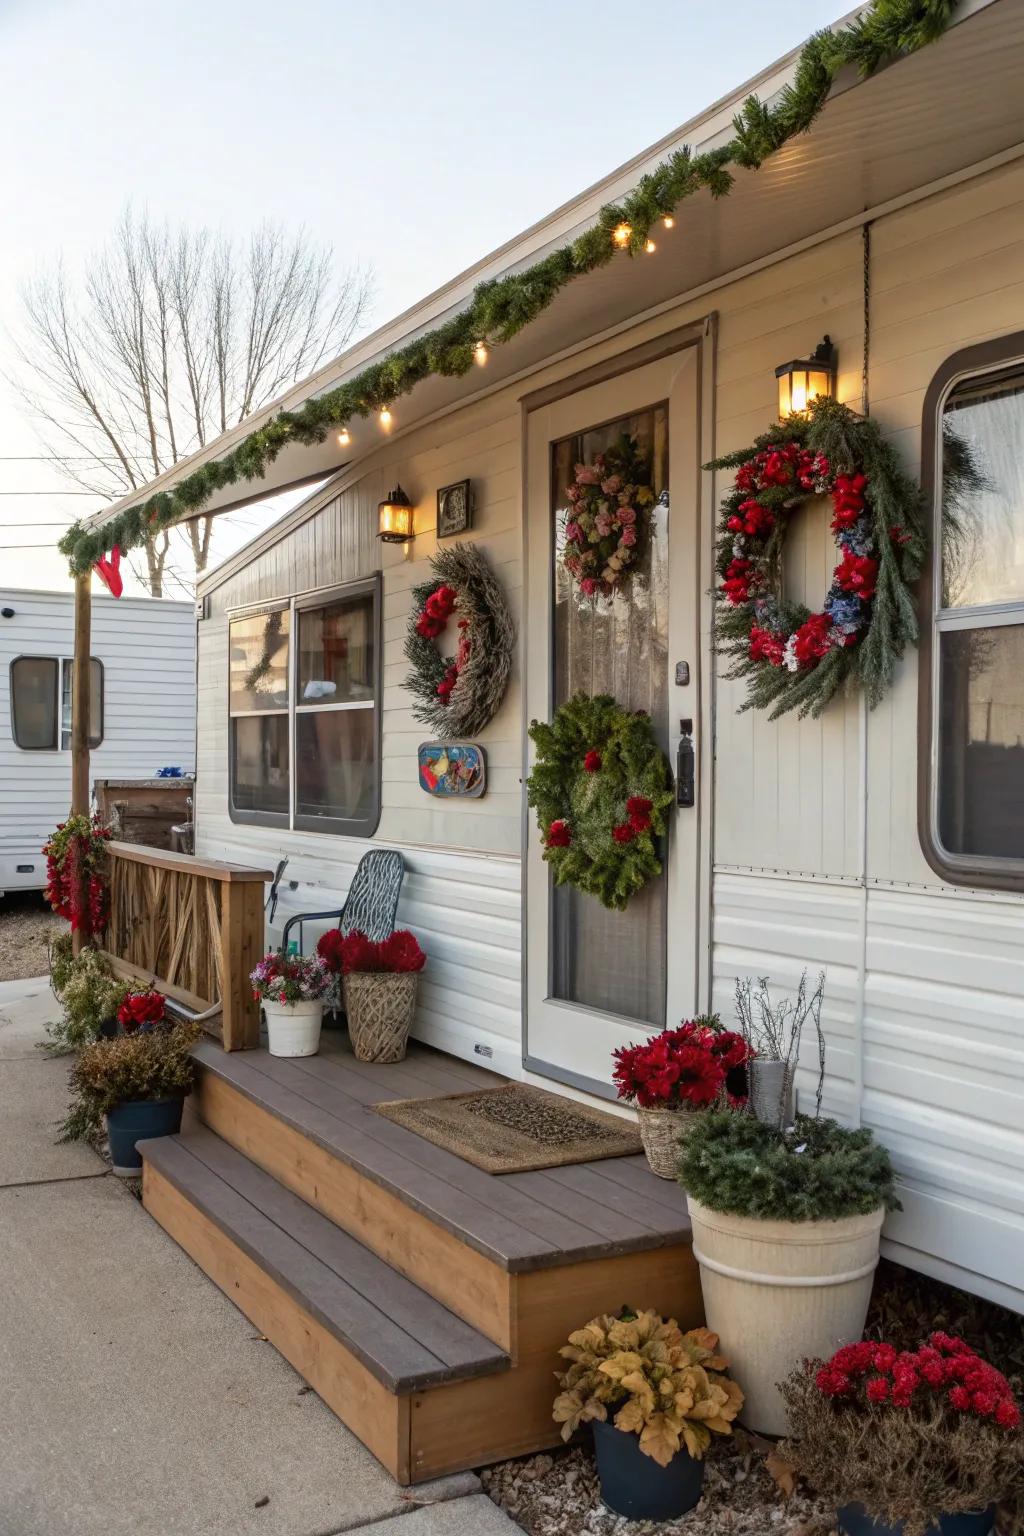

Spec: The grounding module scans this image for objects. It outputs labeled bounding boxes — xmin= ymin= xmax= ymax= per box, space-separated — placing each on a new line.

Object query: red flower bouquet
xmin=117 ymin=989 xmax=167 ymax=1033
xmin=317 ymin=928 xmax=426 ymax=976
xmin=613 ymin=1020 xmax=752 ymax=1110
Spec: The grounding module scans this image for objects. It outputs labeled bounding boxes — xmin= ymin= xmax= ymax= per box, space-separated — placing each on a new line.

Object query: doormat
xmin=374 ymin=1083 xmax=642 ymax=1175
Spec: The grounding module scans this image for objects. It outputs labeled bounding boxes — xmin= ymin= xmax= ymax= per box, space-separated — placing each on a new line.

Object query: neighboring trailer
xmin=0 ymin=591 xmax=195 ymax=895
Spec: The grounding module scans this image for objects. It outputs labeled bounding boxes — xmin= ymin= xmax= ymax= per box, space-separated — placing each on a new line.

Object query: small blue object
xmin=156 ymin=766 xmax=185 ymax=778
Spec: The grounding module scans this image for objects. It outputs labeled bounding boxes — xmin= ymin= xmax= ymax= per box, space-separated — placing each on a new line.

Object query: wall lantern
xmin=378 ymin=485 xmax=415 ymax=543
xmin=775 ymin=335 xmax=838 ymax=419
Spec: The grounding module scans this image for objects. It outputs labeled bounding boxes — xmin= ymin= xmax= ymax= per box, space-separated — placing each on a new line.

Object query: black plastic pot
xmin=592 ymin=1419 xmax=704 ymax=1521
xmin=838 ymin=1503 xmax=995 ymax=1536
xmin=106 ymin=1097 xmax=184 ymax=1176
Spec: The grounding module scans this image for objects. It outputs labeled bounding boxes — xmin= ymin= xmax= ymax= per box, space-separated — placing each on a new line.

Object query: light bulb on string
xmin=337 ymin=428 xmax=351 ymax=448
xmin=663 ymin=216 xmax=675 ymax=230
xmin=474 ymin=341 xmax=488 ymax=367
xmin=644 ymin=239 xmax=656 ymax=254
xmin=612 ymin=222 xmax=632 ymax=249
xmin=379 ymin=407 xmax=393 ymax=431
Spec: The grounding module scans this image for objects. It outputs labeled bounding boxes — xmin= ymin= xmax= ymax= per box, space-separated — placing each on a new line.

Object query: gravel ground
xmin=0 ymin=893 xmax=65 ymax=983
xmin=481 ymin=1437 xmax=836 ymax=1536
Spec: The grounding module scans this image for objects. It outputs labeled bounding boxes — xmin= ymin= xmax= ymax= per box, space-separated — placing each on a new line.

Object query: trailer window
xmin=11 ymin=656 xmax=103 ymax=751
xmin=923 ymin=344 xmax=1024 ymax=887
xmin=228 ymin=579 xmax=381 ymax=836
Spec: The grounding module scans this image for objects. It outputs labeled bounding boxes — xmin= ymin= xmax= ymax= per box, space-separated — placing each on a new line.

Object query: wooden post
xmin=218 ymin=880 xmax=266 ymax=1050
xmin=71 ymin=571 xmax=92 ymax=955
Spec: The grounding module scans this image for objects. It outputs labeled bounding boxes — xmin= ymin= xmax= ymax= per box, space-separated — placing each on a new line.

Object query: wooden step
xmin=192 ymin=1038 xmax=698 ymax=1353
xmin=141 ymin=1128 xmax=510 ymax=1482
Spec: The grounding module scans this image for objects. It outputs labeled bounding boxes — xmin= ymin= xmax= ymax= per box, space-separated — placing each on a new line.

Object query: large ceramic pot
xmin=687 ymin=1196 xmax=885 ymax=1435
xmin=592 ymin=1420 xmax=704 ymax=1522
xmin=263 ymin=998 xmax=324 ymax=1058
xmin=344 ymin=973 xmax=418 ymax=1063
xmin=107 ymin=1096 xmax=184 ymax=1176
xmin=837 ymin=1503 xmax=995 ymax=1536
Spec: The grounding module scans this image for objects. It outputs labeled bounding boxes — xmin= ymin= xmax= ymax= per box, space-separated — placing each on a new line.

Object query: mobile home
xmin=0 ymin=591 xmax=196 ymax=895
xmin=72 ymin=0 xmax=1024 ymax=1329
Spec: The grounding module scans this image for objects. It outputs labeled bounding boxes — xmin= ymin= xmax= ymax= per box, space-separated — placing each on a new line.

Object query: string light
xmin=337 ymin=428 xmax=351 ymax=448
xmin=612 ymin=222 xmax=632 ymax=249
xmin=663 ymin=215 xmax=675 ymax=230
xmin=474 ymin=341 xmax=488 ymax=366
xmin=644 ymin=239 xmax=656 ymax=254
xmin=379 ymin=407 xmax=393 ymax=431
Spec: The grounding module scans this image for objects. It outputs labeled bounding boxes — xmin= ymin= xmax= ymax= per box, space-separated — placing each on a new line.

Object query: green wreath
xmin=527 ymin=694 xmax=674 ymax=911
xmin=403 ymin=542 xmax=515 ymax=737
xmin=710 ymin=396 xmax=927 ymax=719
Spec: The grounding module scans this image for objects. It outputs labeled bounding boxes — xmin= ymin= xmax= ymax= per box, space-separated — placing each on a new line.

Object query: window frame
xmin=227 ymin=576 xmax=382 ymax=838
xmin=10 ymin=654 xmax=104 ymax=752
xmin=919 ymin=330 xmax=1024 ymax=893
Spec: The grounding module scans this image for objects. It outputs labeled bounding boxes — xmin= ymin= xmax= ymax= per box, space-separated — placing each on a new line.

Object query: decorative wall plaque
xmin=418 ymin=741 xmax=486 ymax=798
xmin=437 ymin=479 xmax=473 ymax=539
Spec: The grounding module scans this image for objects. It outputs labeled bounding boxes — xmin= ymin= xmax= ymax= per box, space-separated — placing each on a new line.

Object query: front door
xmin=523 ymin=339 xmax=708 ymax=1096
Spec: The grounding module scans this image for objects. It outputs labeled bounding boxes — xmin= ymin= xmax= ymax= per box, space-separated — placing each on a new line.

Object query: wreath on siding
xmin=711 ymin=396 xmax=927 ymax=719
xmin=526 ymin=694 xmax=674 ymax=911
xmin=561 ymin=434 xmax=656 ymax=597
xmin=403 ymin=542 xmax=515 ymax=736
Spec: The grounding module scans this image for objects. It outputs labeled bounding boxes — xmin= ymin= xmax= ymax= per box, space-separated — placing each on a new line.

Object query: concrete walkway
xmin=0 ymin=979 xmax=520 ymax=1536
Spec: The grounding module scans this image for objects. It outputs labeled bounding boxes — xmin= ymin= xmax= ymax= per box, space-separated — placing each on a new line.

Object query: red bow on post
xmin=93 ymin=545 xmax=123 ymax=598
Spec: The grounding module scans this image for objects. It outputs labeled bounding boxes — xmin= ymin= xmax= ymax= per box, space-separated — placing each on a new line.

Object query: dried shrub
xmin=781 ymin=1342 xmax=1024 ymax=1536
xmin=60 ymin=1019 xmax=200 ymax=1142
xmin=44 ymin=943 xmax=131 ymax=1056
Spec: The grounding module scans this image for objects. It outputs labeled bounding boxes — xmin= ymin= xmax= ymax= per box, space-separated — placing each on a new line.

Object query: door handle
xmin=676 ymin=718 xmax=695 ymax=808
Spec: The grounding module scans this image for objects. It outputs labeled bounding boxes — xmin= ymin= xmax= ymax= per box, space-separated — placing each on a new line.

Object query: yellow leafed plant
xmin=552 ymin=1308 xmax=744 ymax=1468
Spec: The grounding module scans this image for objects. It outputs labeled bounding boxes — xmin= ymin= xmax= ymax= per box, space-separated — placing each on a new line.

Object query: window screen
xmin=12 ymin=656 xmax=103 ymax=750
xmin=229 ymin=608 xmax=290 ymax=824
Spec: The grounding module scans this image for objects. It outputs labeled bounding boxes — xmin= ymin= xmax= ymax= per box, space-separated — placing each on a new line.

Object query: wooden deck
xmin=141 ymin=1032 xmax=702 ymax=1484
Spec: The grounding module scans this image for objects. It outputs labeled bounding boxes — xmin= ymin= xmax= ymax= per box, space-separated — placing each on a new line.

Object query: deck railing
xmin=101 ymin=841 xmax=273 ymax=1052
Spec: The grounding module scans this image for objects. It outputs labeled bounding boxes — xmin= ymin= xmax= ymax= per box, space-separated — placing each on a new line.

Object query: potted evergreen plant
xmin=317 ymin=929 xmax=426 ymax=1063
xmin=250 ymin=950 xmax=331 ymax=1057
xmin=552 ymin=1307 xmax=744 ymax=1521
xmin=59 ymin=1012 xmax=200 ymax=1175
xmin=679 ymin=1106 xmax=898 ymax=1435
xmin=780 ymin=1333 xmax=1023 ymax=1534
xmin=612 ymin=1018 xmax=752 ymax=1179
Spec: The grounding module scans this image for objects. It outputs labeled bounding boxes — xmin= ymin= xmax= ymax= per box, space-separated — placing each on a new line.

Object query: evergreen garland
xmin=527 ymin=694 xmax=674 ymax=911
xmin=60 ymin=0 xmax=958 ymax=577
xmin=679 ymin=1108 xmax=900 ymax=1222
xmin=710 ymin=397 xmax=927 ymax=719
xmin=403 ymin=542 xmax=515 ymax=736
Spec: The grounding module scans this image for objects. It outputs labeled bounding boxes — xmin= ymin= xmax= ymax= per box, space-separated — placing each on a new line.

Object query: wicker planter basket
xmin=636 ymin=1104 xmax=699 ymax=1181
xmin=344 ymin=972 xmax=419 ymax=1063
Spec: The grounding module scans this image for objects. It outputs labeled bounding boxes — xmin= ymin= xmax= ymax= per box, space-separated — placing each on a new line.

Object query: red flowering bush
xmin=782 ymin=1335 xmax=1024 ymax=1536
xmin=43 ymin=814 xmax=113 ymax=937
xmin=117 ymin=990 xmax=167 ymax=1033
xmin=612 ymin=1020 xmax=752 ymax=1110
xmin=317 ymin=928 xmax=426 ymax=976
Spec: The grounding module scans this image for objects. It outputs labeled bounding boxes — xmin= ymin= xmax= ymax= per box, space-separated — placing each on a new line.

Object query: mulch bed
xmin=0 ymin=893 xmax=65 ymax=983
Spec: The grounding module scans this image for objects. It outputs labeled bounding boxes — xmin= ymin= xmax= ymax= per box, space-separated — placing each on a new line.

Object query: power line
xmin=0 ymin=490 xmax=99 ymax=496
xmin=0 ymin=522 xmax=74 ymax=528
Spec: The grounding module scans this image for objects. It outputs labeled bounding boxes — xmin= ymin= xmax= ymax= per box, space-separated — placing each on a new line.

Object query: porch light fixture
xmin=775 ymin=335 xmax=838 ymax=419
xmin=378 ymin=485 xmax=415 ymax=543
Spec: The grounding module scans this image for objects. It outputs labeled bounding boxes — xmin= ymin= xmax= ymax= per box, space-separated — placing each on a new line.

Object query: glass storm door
xmin=524 ymin=344 xmax=706 ymax=1096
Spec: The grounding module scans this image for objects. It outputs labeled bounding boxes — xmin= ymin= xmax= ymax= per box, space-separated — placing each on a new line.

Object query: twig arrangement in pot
xmin=733 ymin=970 xmax=827 ymax=1129
xmin=250 ymin=951 xmax=331 ymax=1058
xmin=678 ymin=972 xmax=900 ymax=1436
xmin=552 ymin=1308 xmax=744 ymax=1522
xmin=318 ymin=929 xmax=426 ymax=1064
xmin=780 ymin=1333 xmax=1023 ymax=1536
xmin=612 ymin=1018 xmax=753 ymax=1179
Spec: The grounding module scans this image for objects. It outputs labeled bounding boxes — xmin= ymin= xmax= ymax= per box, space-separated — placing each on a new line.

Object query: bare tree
xmin=11 ymin=208 xmax=372 ymax=595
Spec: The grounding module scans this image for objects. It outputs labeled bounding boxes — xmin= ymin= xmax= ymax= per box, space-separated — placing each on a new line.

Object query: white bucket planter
xmin=687 ymin=1196 xmax=885 ymax=1435
xmin=263 ymin=998 xmax=324 ymax=1058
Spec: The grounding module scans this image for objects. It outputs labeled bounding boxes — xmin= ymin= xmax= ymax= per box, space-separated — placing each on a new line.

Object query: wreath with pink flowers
xmin=527 ymin=693 xmax=674 ymax=911
xmin=403 ymin=542 xmax=515 ymax=736
xmin=561 ymin=434 xmax=656 ymax=597
xmin=712 ymin=397 xmax=926 ymax=719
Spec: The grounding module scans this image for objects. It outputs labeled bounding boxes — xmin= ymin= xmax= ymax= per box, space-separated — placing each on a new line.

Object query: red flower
xmin=611 ymin=822 xmax=636 ymax=844
xmin=792 ymin=612 xmax=833 ymax=667
xmin=866 ymin=1377 xmax=890 ymax=1404
xmin=583 ymin=750 xmax=602 ymax=773
xmin=379 ymin=929 xmax=426 ymax=973
xmin=117 ymin=990 xmax=166 ymax=1032
xmin=612 ymin=1022 xmax=726 ymax=1109
xmin=996 ymin=1399 xmax=1021 ymax=1429
xmin=415 ymin=612 xmax=443 ymax=639
xmin=834 ymin=550 xmax=879 ymax=602
xmin=749 ymin=625 xmax=785 ymax=667
xmin=339 ymin=930 xmax=379 ymax=974
xmin=626 ymin=795 xmax=653 ymax=832
xmin=425 ymin=585 xmax=457 ymax=621
xmin=316 ymin=929 xmax=345 ymax=974
xmin=721 ymin=558 xmax=756 ymax=606
xmin=546 ymin=820 xmax=571 ymax=848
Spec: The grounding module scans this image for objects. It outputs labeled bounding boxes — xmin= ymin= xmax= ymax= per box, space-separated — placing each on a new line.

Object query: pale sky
xmin=0 ymin=0 xmax=845 ymax=597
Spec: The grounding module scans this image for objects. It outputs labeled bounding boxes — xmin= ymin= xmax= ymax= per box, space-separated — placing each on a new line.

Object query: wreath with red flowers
xmin=403 ymin=542 xmax=515 ymax=737
xmin=43 ymin=813 xmax=112 ymax=937
xmin=711 ymin=397 xmax=926 ymax=719
xmin=526 ymin=693 xmax=674 ymax=911
xmin=561 ymin=434 xmax=657 ymax=597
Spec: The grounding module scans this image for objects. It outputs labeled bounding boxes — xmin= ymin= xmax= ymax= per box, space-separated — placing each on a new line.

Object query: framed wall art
xmin=437 ymin=479 xmax=473 ymax=539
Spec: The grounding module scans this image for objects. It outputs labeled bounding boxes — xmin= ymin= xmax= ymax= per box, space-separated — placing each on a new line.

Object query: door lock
xmin=676 ymin=718 xmax=695 ymax=808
